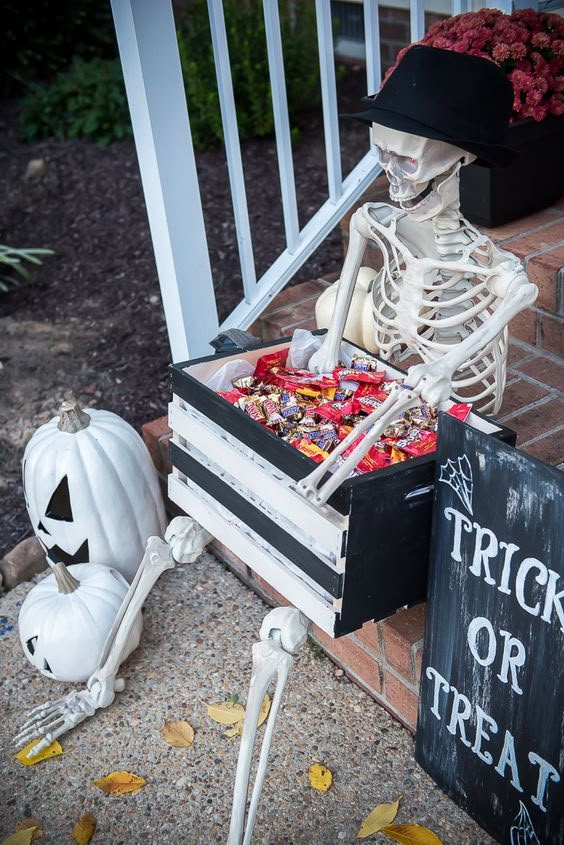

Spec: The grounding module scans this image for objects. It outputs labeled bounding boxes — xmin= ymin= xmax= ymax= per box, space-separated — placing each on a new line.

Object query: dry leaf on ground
xmin=15 ymin=741 xmax=63 ymax=766
xmin=14 ymin=820 xmax=43 ymax=841
xmin=357 ymin=798 xmax=401 ymax=838
xmin=161 ymin=720 xmax=195 ymax=748
xmin=308 ymin=763 xmax=333 ymax=793
xmin=73 ymin=812 xmax=96 ymax=845
xmin=223 ymin=694 xmax=271 ymax=739
xmin=207 ymin=700 xmax=245 ymax=726
xmin=382 ymin=824 xmax=443 ymax=844
xmin=0 ymin=830 xmax=38 ymax=845
xmin=93 ymin=771 xmax=147 ymax=796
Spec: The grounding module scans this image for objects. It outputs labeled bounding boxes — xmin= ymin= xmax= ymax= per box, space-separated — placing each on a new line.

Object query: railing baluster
xmin=263 ymin=0 xmax=300 ymax=253
xmin=451 ymin=0 xmax=471 ymax=14
xmin=363 ymin=0 xmax=382 ymax=95
xmin=111 ymin=0 xmax=219 ymax=360
xmin=207 ymin=0 xmax=257 ymax=304
xmin=410 ymin=0 xmax=425 ymax=42
xmin=315 ymin=0 xmax=342 ymax=204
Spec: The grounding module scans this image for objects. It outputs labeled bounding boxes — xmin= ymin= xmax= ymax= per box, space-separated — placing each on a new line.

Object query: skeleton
xmin=298 ymin=126 xmax=538 ymax=506
xmin=224 ymin=128 xmax=538 ymax=840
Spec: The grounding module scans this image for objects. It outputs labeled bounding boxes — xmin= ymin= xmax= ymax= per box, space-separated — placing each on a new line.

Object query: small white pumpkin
xmin=23 ymin=400 xmax=166 ymax=581
xmin=18 ymin=562 xmax=143 ymax=682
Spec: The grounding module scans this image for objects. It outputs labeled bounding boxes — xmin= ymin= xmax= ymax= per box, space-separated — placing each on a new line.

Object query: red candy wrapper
xmin=294 ymin=439 xmax=329 ymax=464
xmin=315 ymin=398 xmax=358 ymax=422
xmin=218 ymin=389 xmax=244 ymax=404
xmin=395 ymin=430 xmax=437 ymax=457
xmin=447 ymin=402 xmax=472 ymax=422
xmin=254 ymin=348 xmax=288 ymax=380
xmin=334 ymin=367 xmax=385 ymax=385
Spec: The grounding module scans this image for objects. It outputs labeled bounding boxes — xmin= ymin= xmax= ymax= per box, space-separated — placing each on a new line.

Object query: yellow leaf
xmin=357 ymin=798 xmax=401 ymax=838
xmin=0 ymin=831 xmax=37 ymax=845
xmin=161 ymin=720 xmax=195 ymax=748
xmin=93 ymin=771 xmax=147 ymax=796
xmin=382 ymin=824 xmax=444 ymax=844
xmin=15 ymin=819 xmax=43 ymax=841
xmin=72 ymin=812 xmax=96 ymax=845
xmin=15 ymin=740 xmax=63 ymax=766
xmin=223 ymin=695 xmax=271 ymax=739
xmin=207 ymin=700 xmax=245 ymax=726
xmin=308 ymin=763 xmax=333 ymax=793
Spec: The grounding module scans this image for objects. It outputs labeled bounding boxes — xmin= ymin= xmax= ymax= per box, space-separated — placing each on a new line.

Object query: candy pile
xmin=215 ymin=348 xmax=471 ymax=476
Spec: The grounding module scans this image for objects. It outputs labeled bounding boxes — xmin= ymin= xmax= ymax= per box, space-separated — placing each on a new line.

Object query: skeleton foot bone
xmin=14 ymin=517 xmax=210 ymax=758
xmin=228 ymin=607 xmax=310 ymax=845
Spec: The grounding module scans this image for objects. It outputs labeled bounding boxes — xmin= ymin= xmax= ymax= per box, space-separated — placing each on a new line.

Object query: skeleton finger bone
xmin=228 ymin=608 xmax=310 ymax=845
xmin=296 ymin=384 xmax=420 ymax=506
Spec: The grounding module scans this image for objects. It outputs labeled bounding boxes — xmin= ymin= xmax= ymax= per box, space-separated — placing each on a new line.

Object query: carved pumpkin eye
xmin=46 ymin=476 xmax=73 ymax=521
xmin=26 ymin=636 xmax=38 ymax=655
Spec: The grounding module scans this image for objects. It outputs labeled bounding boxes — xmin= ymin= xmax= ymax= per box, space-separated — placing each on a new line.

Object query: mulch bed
xmin=0 ymin=65 xmax=370 ymax=558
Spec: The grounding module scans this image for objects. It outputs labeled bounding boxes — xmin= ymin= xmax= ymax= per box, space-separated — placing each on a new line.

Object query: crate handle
xmin=404 ymin=483 xmax=434 ymax=501
xmin=210 ymin=329 xmax=262 ymax=354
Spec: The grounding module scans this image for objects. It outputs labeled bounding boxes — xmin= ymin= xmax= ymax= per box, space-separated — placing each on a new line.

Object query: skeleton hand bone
xmin=14 ymin=517 xmax=209 ymax=758
xmin=406 ymin=361 xmax=453 ymax=407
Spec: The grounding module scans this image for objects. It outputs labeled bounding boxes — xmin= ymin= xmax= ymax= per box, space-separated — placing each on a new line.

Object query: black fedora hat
xmin=346 ymin=45 xmax=517 ymax=166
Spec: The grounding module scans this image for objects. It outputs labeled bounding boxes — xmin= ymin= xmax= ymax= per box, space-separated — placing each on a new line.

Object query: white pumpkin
xmin=23 ymin=400 xmax=166 ymax=582
xmin=18 ymin=562 xmax=143 ymax=682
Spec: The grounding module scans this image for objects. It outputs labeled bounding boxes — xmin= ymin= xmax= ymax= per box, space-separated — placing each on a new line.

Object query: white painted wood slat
xmin=262 ymin=0 xmax=300 ymax=252
xmin=363 ymin=0 xmax=382 ymax=95
xmin=110 ymin=0 xmax=219 ymax=361
xmin=169 ymin=401 xmax=347 ymax=569
xmin=410 ymin=0 xmax=426 ymax=42
xmin=207 ymin=0 xmax=257 ymax=304
xmin=315 ymin=0 xmax=343 ymax=203
xmin=169 ymin=473 xmax=338 ymax=635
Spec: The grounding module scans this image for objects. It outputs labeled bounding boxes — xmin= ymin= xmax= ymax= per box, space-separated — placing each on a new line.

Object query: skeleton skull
xmin=371 ymin=125 xmax=475 ymax=220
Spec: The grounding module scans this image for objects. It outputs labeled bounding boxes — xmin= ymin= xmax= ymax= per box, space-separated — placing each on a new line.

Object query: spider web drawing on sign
xmin=510 ymin=801 xmax=540 ymax=845
xmin=439 ymin=454 xmax=473 ymax=514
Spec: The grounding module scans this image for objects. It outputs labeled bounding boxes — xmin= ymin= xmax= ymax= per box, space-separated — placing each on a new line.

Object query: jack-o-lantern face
xmin=22 ymin=401 xmax=167 ymax=582
xmin=31 ymin=474 xmax=90 ymax=566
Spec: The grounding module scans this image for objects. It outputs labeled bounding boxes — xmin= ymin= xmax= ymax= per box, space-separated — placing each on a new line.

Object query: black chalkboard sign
xmin=416 ymin=413 xmax=563 ymax=845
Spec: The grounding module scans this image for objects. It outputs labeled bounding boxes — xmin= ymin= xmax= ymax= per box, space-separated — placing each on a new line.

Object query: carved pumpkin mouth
xmin=41 ymin=539 xmax=90 ymax=566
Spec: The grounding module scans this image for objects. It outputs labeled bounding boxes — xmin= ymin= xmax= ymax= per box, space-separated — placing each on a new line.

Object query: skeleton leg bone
xmin=296 ymin=383 xmax=421 ymax=506
xmin=14 ymin=516 xmax=210 ymax=758
xmin=228 ymin=607 xmax=310 ymax=845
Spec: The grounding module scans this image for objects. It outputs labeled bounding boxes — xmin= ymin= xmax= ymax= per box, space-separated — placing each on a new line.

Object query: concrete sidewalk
xmin=0 ymin=552 xmax=494 ymax=845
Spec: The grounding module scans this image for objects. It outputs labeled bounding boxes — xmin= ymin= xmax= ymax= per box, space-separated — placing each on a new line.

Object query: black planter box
xmin=168 ymin=335 xmax=515 ymax=638
xmin=460 ymin=116 xmax=564 ymax=228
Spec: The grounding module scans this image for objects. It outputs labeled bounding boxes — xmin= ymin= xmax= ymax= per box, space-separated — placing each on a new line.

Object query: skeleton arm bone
xmin=14 ymin=517 xmax=210 ymax=757
xmin=407 ymin=271 xmax=538 ymax=406
xmin=309 ymin=209 xmax=370 ymax=373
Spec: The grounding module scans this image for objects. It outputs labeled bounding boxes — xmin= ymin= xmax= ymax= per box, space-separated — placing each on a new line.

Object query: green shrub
xmin=19 ymin=0 xmax=323 ymax=149
xmin=19 ymin=58 xmax=132 ymax=146
xmin=178 ymin=0 xmax=321 ymax=149
xmin=2 ymin=0 xmax=115 ymax=96
xmin=0 ymin=245 xmax=54 ymax=294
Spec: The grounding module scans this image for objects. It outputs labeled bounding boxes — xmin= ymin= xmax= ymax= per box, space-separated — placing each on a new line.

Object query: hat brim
xmin=342 ymin=104 xmax=518 ymax=168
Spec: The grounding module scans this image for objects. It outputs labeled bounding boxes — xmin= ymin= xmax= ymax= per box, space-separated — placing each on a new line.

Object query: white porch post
xmin=110 ymin=0 xmax=219 ymax=362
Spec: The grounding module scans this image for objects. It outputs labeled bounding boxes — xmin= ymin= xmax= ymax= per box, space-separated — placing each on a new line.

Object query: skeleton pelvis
xmin=315 ymin=267 xmax=379 ymax=352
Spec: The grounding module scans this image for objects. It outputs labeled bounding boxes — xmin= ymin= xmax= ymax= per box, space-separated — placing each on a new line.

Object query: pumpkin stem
xmin=57 ymin=399 xmax=90 ymax=433
xmin=53 ymin=562 xmax=80 ymax=594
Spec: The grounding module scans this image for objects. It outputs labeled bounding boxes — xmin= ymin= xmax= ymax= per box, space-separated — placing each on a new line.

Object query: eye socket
xmin=398 ymin=156 xmax=418 ymax=175
xmin=46 ymin=476 xmax=73 ymax=521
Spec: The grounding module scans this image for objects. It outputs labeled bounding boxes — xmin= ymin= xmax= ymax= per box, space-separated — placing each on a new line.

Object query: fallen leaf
xmin=73 ymin=813 xmax=96 ymax=845
xmin=14 ymin=820 xmax=43 ymax=841
xmin=161 ymin=720 xmax=195 ymax=748
xmin=223 ymin=694 xmax=271 ymax=739
xmin=308 ymin=763 xmax=333 ymax=793
xmin=207 ymin=700 xmax=245 ymax=726
xmin=382 ymin=824 xmax=443 ymax=844
xmin=15 ymin=740 xmax=63 ymax=766
xmin=357 ymin=798 xmax=401 ymax=838
xmin=93 ymin=771 xmax=147 ymax=796
xmin=0 ymin=831 xmax=37 ymax=845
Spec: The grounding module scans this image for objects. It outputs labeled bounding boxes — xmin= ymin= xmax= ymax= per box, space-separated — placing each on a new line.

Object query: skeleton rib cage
xmin=361 ymin=203 xmax=513 ymax=415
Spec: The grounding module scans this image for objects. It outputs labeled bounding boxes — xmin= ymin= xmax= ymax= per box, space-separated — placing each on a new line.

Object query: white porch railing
xmin=110 ymin=0 xmax=515 ymax=361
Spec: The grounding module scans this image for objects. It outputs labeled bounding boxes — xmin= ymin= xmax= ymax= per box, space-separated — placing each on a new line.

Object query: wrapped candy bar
xmin=334 ymin=367 xmax=385 ymax=385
